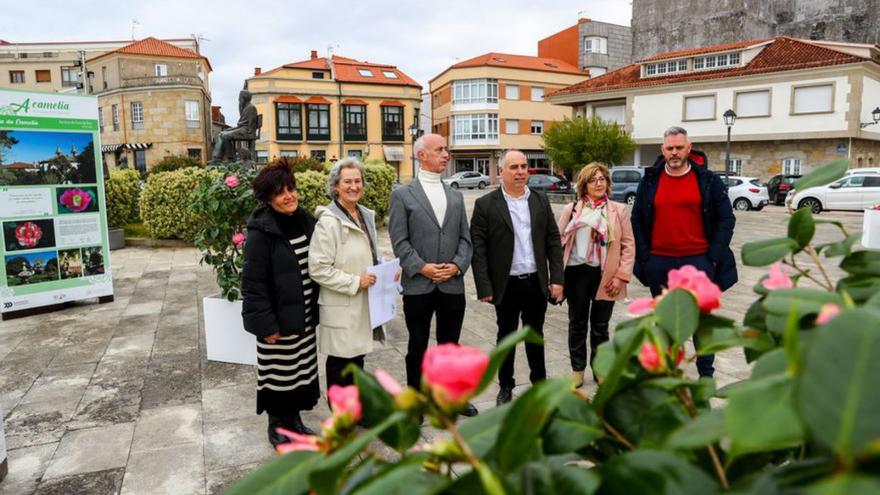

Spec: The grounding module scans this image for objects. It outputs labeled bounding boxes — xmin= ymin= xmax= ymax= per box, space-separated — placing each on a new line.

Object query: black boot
xmin=285 ymin=412 xmax=317 ymax=436
xmin=267 ymin=414 xmax=288 ymax=447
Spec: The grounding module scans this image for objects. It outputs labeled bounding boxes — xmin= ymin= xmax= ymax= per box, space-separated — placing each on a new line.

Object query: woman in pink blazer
xmin=556 ymin=162 xmax=635 ymax=387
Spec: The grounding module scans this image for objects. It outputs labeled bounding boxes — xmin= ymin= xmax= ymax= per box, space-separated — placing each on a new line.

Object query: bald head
xmin=499 ymin=149 xmax=528 ymax=195
xmin=415 ymin=133 xmax=449 ymax=173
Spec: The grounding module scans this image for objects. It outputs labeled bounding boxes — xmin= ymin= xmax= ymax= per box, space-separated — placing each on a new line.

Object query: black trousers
xmin=325 ymin=354 xmax=365 ymax=390
xmin=564 ymin=264 xmax=614 ymax=373
xmin=403 ymin=289 xmax=466 ymax=388
xmin=644 ymin=252 xmax=716 ymax=377
xmin=495 ymin=274 xmax=548 ymax=389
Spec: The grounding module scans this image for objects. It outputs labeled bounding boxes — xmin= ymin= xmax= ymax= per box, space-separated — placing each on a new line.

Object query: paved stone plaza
xmin=0 ymin=191 xmax=864 ymax=494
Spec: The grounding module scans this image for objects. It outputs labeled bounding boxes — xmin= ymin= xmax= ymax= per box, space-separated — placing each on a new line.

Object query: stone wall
xmin=691 ymin=138 xmax=880 ymax=179
xmin=631 ymin=0 xmax=879 ymax=60
xmin=580 ymin=21 xmax=633 ymax=70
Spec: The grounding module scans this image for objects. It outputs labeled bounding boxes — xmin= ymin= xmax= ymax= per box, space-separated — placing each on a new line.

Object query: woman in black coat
xmin=241 ymin=165 xmax=320 ymax=446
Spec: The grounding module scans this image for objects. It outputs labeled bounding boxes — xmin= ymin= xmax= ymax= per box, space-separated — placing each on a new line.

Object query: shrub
xmin=104 ymin=169 xmax=141 ymax=228
xmin=542 ymin=116 xmax=637 ymax=176
xmin=361 ymin=160 xmax=396 ymax=224
xmin=149 ymin=154 xmax=202 ymax=175
xmin=295 ymin=170 xmax=328 ymax=217
xmin=139 ymin=168 xmax=213 ymax=241
xmin=273 ymin=156 xmax=324 ymax=173
xmin=190 ymin=162 xmax=257 ymax=300
xmin=227 ymin=158 xmax=880 ymax=495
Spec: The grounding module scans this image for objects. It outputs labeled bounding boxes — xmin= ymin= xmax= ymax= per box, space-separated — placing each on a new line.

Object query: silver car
xmin=442 ymin=171 xmax=490 ymax=189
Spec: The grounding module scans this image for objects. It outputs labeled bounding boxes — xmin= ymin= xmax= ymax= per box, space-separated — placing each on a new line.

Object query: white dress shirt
xmin=501 ymin=186 xmax=537 ymax=276
xmin=418 ymin=169 xmax=447 ymax=226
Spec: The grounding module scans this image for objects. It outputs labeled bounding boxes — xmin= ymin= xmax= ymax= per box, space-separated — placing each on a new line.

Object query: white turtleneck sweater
xmin=419 ymin=169 xmax=447 ymax=226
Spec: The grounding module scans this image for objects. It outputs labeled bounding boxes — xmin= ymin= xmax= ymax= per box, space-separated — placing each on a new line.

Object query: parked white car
xmin=788 ymin=174 xmax=880 ymax=214
xmin=723 ymin=176 xmax=770 ymax=211
xmin=442 ymin=171 xmax=490 ymax=189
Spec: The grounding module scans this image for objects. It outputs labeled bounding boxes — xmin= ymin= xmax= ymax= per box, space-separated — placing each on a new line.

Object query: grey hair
xmin=327 ymin=157 xmax=367 ymax=200
xmin=413 ymin=135 xmax=429 ymax=157
xmin=663 ymin=126 xmax=688 ymax=138
xmin=499 ymin=149 xmax=525 ymax=169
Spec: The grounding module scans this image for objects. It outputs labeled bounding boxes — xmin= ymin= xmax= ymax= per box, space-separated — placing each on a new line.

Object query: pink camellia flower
xmin=225 ymin=175 xmax=239 ymax=188
xmin=59 ymin=188 xmax=93 ymax=213
xmin=815 ymin=303 xmax=841 ymax=325
xmin=328 ymin=385 xmax=362 ymax=424
xmin=422 ymin=343 xmax=489 ymax=410
xmin=667 ymin=265 xmax=722 ymax=313
xmin=638 ymin=342 xmax=665 ymax=374
xmin=15 ymin=222 xmax=43 ymax=248
xmin=232 ymin=232 xmax=246 ymax=246
xmin=627 ymin=297 xmax=656 ymax=316
xmin=762 ymin=262 xmax=793 ymax=291
xmin=375 ymin=369 xmax=403 ymax=396
xmin=274 ymin=427 xmax=320 ymax=454
xmin=669 ymin=347 xmax=685 ymax=367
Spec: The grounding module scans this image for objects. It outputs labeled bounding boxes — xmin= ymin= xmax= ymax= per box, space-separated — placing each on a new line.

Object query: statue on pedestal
xmin=212 ymin=90 xmax=260 ymax=163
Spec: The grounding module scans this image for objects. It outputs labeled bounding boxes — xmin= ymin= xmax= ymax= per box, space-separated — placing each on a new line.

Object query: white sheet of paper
xmin=367 ymin=258 xmax=400 ymax=328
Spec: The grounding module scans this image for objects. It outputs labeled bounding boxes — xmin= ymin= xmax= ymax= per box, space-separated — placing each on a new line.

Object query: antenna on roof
xmin=327 ymin=43 xmax=339 ymax=58
xmin=190 ymin=34 xmax=211 ymax=54
xmin=131 ymin=19 xmax=140 ymax=40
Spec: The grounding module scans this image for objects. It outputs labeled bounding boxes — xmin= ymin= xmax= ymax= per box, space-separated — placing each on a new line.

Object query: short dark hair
xmin=253 ymin=165 xmax=297 ymax=203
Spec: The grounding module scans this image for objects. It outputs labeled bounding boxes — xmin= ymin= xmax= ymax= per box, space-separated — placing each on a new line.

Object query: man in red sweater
xmin=630 ymin=127 xmax=737 ymax=378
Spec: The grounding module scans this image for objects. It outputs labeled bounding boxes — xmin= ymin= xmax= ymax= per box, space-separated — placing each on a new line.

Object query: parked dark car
xmin=528 ymin=174 xmax=571 ymax=193
xmin=766 ymin=174 xmax=802 ymax=205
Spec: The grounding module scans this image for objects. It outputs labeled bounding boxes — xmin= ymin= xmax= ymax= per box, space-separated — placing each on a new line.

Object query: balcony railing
xmin=119 ymin=75 xmax=204 ymax=89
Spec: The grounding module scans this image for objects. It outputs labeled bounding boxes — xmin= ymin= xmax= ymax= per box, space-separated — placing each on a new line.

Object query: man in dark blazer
xmin=389 ymin=134 xmax=477 ymax=416
xmin=471 ymin=149 xmax=565 ymax=405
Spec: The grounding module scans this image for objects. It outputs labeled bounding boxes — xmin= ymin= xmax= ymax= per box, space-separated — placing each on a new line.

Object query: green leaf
xmin=839 ymin=250 xmax=880 ymax=277
xmin=224 ymin=451 xmax=322 ymax=495
xmin=604 ymin=386 xmax=690 ymax=449
xmin=475 ymin=326 xmax=543 ymax=396
xmin=867 ymin=290 xmax=880 ymax=309
xmin=459 ymin=403 xmax=510 ymax=458
xmin=476 ymin=463 xmax=506 ymax=495
xmin=654 ymin=289 xmax=699 ymax=348
xmin=309 ymin=412 xmax=405 ymax=495
xmin=750 ymin=348 xmax=788 ymax=380
xmin=726 ymin=375 xmax=805 ymax=458
xmin=787 ymin=207 xmax=816 ymax=252
xmin=804 ymin=475 xmax=880 ymax=495
xmin=549 ymin=465 xmax=601 ymax=495
xmin=763 ymin=288 xmax=844 ymax=318
xmin=837 ymin=275 xmax=880 ymax=303
xmin=695 ymin=326 xmax=775 ymax=355
xmin=817 ymin=232 xmax=862 ymax=258
xmin=797 ymin=308 xmax=880 ymax=467
xmin=794 ymin=158 xmax=849 ymax=192
xmin=741 ymin=238 xmax=799 ymax=266
xmin=599 ymin=449 xmax=720 ymax=495
xmin=494 ymin=378 xmax=571 ymax=474
xmin=351 ymin=367 xmax=420 ymax=452
xmin=543 ymin=393 xmax=604 ymax=454
xmin=593 ymin=324 xmax=646 ymax=410
xmin=347 ymin=456 xmax=448 ymax=495
xmin=665 ymin=409 xmax=725 ymax=449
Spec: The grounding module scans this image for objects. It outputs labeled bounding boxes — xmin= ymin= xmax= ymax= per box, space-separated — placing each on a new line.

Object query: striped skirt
xmin=256 ymin=329 xmax=320 ymax=415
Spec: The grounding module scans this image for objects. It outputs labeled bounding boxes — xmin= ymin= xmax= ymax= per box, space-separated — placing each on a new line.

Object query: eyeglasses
xmin=587 ymin=177 xmax=607 ymax=185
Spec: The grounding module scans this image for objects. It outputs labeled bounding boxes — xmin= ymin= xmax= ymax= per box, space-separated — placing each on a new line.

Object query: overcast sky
xmin=1 ymin=0 xmax=631 ymax=122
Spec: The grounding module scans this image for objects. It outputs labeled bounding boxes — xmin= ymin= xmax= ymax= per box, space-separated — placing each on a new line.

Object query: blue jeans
xmin=644 ymin=253 xmax=716 ymax=378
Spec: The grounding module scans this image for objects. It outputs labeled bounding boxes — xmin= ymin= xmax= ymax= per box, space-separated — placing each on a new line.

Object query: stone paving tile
xmin=41 ymin=423 xmax=135 ymax=480
xmin=203 ymin=415 xmax=275 ymax=470
xmin=120 ymin=444 xmax=204 ymax=495
xmin=205 ymin=462 xmax=261 ymax=495
xmin=0 ymin=443 xmax=57 ymax=495
xmin=130 ymin=404 xmax=202 ymax=453
xmin=4 ymin=397 xmax=80 ymax=450
xmin=139 ymin=358 xmax=201 ymax=410
xmin=33 ymin=468 xmax=125 ymax=495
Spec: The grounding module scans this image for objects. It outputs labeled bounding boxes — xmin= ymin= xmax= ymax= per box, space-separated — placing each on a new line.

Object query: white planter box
xmin=862 ymin=209 xmax=880 ymax=249
xmin=203 ymin=295 xmax=257 ymax=365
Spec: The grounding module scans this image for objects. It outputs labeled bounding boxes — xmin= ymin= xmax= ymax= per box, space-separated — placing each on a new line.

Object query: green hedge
xmin=149 ymin=155 xmax=202 ymax=175
xmin=294 ymin=170 xmax=327 ymax=217
xmin=361 ymin=161 xmax=396 ymax=223
xmin=139 ymin=168 xmax=214 ymax=241
xmin=105 ymin=168 xmax=142 ymax=229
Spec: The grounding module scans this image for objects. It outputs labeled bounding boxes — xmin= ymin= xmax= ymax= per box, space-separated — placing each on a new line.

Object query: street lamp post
xmin=723 ymin=109 xmax=737 ymax=173
xmin=408 ymin=123 xmax=422 ymax=182
xmin=860 ymin=107 xmax=880 ymax=129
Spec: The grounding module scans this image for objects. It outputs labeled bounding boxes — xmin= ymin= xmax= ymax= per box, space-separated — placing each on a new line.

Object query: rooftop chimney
xmin=310 ymin=50 xmax=318 ymax=60
xmin=254 ymin=67 xmax=262 ymax=76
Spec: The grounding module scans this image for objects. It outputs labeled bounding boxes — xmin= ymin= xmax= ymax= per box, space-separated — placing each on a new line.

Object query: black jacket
xmin=241 ymin=205 xmax=318 ymax=338
xmin=631 ymin=159 xmax=738 ymax=291
xmin=470 ymin=188 xmax=565 ymax=305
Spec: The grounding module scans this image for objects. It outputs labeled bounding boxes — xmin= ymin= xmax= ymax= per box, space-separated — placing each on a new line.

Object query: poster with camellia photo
xmin=0 ymin=88 xmax=113 ymax=315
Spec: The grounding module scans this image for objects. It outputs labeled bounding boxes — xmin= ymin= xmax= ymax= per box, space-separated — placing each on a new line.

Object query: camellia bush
xmin=361 ymin=160 xmax=397 ymax=224
xmin=104 ymin=168 xmax=142 ymax=229
xmin=295 ymin=170 xmax=328 ymax=217
xmin=139 ymin=167 xmax=212 ymax=242
xmin=225 ymin=158 xmax=879 ymax=495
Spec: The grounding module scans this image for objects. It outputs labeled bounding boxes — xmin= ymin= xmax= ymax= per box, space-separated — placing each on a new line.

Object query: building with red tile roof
xmin=548 ymin=37 xmax=880 ymax=180
xmin=245 ymin=50 xmax=422 ymax=180
xmin=428 ymin=52 xmax=588 ymax=181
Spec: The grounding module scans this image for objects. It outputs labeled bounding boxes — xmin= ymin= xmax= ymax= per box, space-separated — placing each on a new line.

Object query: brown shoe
xmin=572 ymin=370 xmax=585 ymax=389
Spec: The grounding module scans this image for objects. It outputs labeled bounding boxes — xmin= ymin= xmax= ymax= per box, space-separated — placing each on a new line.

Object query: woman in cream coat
xmin=556 ymin=162 xmax=635 ymax=387
xmin=308 ymin=158 xmax=381 ymax=390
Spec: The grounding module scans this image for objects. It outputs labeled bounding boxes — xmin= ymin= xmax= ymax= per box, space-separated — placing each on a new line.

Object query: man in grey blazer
xmin=389 ymin=133 xmax=477 ymax=416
